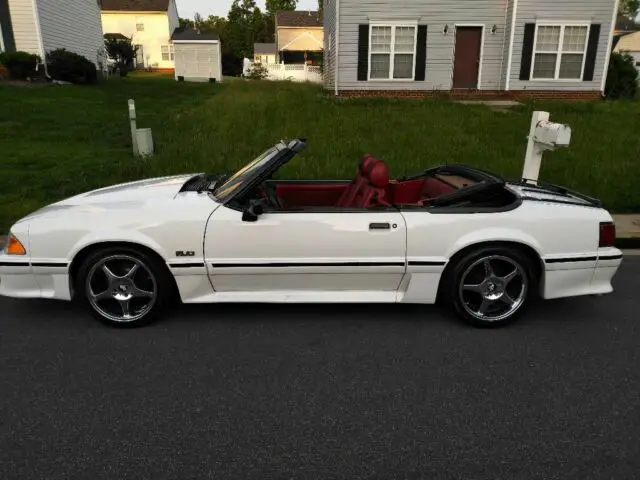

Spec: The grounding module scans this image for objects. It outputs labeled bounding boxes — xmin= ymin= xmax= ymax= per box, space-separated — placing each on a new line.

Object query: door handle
xmin=369 ymin=222 xmax=391 ymax=230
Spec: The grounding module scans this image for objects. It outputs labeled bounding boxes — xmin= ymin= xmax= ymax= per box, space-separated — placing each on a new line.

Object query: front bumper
xmin=0 ymin=251 xmax=71 ymax=300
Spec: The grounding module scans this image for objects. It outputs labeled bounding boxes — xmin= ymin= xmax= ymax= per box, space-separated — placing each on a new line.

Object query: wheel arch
xmin=68 ymin=241 xmax=178 ymax=300
xmin=436 ymin=240 xmax=545 ymax=302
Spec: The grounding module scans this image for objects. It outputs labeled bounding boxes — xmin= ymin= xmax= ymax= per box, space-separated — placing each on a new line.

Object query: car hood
xmin=20 ymin=173 xmax=203 ymax=220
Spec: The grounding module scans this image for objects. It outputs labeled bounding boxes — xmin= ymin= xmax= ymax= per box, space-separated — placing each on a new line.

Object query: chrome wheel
xmin=85 ymin=254 xmax=158 ymax=323
xmin=458 ymin=254 xmax=528 ymax=322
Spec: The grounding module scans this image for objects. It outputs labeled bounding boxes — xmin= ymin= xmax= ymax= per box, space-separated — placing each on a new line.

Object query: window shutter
xmin=357 ymin=24 xmax=369 ymax=81
xmin=583 ymin=24 xmax=601 ymax=81
xmin=414 ymin=25 xmax=427 ymax=81
xmin=519 ymin=23 xmax=536 ymax=80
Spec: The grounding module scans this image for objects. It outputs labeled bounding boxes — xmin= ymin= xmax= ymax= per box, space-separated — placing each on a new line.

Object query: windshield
xmin=212 ymin=144 xmax=283 ymax=201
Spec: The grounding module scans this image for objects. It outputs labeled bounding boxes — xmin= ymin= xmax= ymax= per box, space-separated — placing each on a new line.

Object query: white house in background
xmin=0 ymin=0 xmax=104 ymax=67
xmin=614 ymin=31 xmax=640 ymax=74
xmin=100 ymin=0 xmax=180 ymax=71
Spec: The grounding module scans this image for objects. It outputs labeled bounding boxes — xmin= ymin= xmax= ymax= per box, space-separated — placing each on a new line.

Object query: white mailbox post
xmin=127 ymin=99 xmax=155 ymax=158
xmin=521 ymin=111 xmax=571 ymax=185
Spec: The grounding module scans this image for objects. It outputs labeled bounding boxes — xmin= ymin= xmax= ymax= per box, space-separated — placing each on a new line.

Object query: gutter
xmin=600 ymin=0 xmax=621 ymax=95
xmin=505 ymin=0 xmax=518 ymax=91
xmin=31 ymin=0 xmax=48 ymax=77
xmin=498 ymin=0 xmax=509 ymax=90
xmin=334 ymin=0 xmax=340 ymax=96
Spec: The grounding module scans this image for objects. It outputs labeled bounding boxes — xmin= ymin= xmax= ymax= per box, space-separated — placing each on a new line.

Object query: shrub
xmin=245 ymin=63 xmax=269 ymax=80
xmin=104 ymin=37 xmax=138 ymax=77
xmin=0 ymin=51 xmax=40 ymax=79
xmin=46 ymin=49 xmax=98 ymax=85
xmin=605 ymin=52 xmax=638 ymax=100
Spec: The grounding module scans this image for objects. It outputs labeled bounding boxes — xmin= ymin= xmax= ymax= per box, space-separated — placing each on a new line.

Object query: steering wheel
xmin=261 ymin=182 xmax=281 ymax=209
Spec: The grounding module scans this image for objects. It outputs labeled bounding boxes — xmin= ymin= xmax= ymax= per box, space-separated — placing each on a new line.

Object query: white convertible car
xmin=0 ymin=138 xmax=623 ymax=328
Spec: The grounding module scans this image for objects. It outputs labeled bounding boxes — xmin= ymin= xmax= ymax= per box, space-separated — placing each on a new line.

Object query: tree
xmin=265 ymin=0 xmax=297 ymax=16
xmin=619 ymin=0 xmax=639 ymax=17
xmin=104 ymin=36 xmax=139 ymax=77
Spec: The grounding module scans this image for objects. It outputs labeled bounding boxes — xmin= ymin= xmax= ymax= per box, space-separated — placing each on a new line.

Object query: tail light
xmin=599 ymin=222 xmax=616 ymax=248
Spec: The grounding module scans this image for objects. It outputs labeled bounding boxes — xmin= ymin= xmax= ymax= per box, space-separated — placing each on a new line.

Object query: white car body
xmin=0 ymin=139 xmax=623 ymax=321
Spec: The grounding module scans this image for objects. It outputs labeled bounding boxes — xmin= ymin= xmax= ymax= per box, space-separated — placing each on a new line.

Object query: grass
xmin=0 ymin=73 xmax=639 ymax=231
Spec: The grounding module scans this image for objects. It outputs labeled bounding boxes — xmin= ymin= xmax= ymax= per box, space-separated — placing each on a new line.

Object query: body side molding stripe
xmin=545 ymin=256 xmax=597 ymax=264
xmin=210 ymin=261 xmax=406 ymax=268
xmin=168 ymin=262 xmax=206 ymax=268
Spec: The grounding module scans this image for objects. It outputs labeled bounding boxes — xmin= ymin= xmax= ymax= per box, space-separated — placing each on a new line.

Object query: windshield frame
xmin=210 ymin=138 xmax=307 ymax=204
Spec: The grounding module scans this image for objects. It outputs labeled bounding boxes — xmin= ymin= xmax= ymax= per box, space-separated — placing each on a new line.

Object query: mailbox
xmin=521 ymin=111 xmax=571 ymax=185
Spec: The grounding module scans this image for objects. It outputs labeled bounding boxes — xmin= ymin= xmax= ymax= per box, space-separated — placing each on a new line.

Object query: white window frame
xmin=367 ymin=21 xmax=419 ymax=81
xmin=530 ymin=22 xmax=591 ymax=81
xmin=136 ymin=18 xmax=145 ymax=32
xmin=161 ymin=44 xmax=174 ymax=62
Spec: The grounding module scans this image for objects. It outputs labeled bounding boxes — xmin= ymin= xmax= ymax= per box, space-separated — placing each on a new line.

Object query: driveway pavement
xmin=1 ymin=258 xmax=639 ymax=480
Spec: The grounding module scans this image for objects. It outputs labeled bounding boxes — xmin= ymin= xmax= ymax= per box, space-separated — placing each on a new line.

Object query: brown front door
xmin=452 ymin=26 xmax=483 ymax=89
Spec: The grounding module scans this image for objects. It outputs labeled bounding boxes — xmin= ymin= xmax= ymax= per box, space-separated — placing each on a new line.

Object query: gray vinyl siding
xmin=6 ymin=0 xmax=40 ymax=56
xmin=36 ymin=0 xmax=104 ymax=66
xmin=323 ymin=0 xmax=336 ymax=89
xmin=167 ymin=0 xmax=179 ymax=36
xmin=337 ymin=0 xmax=511 ymax=91
xmin=509 ymin=0 xmax=616 ymax=91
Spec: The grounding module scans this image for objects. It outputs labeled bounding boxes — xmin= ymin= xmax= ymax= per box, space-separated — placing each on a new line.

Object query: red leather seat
xmin=351 ymin=160 xmax=391 ymax=208
xmin=335 ymin=154 xmax=380 ymax=207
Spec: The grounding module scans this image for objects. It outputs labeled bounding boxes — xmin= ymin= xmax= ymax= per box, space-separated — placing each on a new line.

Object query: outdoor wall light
xmin=443 ymin=24 xmax=449 ymax=35
xmin=491 ymin=24 xmax=498 ymax=34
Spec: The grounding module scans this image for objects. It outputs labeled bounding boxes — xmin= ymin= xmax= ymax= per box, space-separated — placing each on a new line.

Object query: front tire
xmin=75 ymin=247 xmax=174 ymax=328
xmin=442 ymin=246 xmax=537 ymax=328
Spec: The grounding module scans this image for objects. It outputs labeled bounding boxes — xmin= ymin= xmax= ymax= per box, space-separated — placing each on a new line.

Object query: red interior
xmin=271 ymin=155 xmax=459 ymax=209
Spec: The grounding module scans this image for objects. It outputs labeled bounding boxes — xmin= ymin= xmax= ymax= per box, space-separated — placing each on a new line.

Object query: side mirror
xmin=242 ymin=199 xmax=265 ymax=222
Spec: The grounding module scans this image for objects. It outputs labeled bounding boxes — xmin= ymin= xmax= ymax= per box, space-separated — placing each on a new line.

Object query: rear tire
xmin=75 ymin=246 xmax=175 ymax=328
xmin=441 ymin=246 xmax=537 ymax=328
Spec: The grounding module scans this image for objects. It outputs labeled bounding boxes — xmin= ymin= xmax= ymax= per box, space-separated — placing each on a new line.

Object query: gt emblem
xmin=176 ymin=250 xmax=195 ymax=257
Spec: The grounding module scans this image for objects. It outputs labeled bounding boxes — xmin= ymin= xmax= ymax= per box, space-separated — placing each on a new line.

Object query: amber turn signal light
xmin=6 ymin=234 xmax=27 ymax=255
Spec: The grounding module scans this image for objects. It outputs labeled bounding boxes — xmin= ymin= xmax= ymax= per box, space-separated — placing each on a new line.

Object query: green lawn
xmin=0 ymin=74 xmax=639 ymax=231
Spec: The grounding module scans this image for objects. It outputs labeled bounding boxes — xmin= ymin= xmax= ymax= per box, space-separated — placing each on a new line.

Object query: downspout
xmin=600 ymin=0 xmax=621 ymax=95
xmin=505 ymin=0 xmax=518 ymax=91
xmin=334 ymin=0 xmax=340 ymax=96
xmin=31 ymin=0 xmax=48 ymax=77
xmin=498 ymin=0 xmax=510 ymax=90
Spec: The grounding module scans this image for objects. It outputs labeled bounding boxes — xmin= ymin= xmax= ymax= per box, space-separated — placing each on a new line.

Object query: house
xmin=171 ymin=27 xmax=222 ymax=82
xmin=276 ymin=10 xmax=323 ymax=65
xmin=612 ymin=15 xmax=640 ymax=49
xmin=254 ymin=42 xmax=277 ymax=64
xmin=613 ymin=31 xmax=640 ymax=72
xmin=0 ymin=0 xmax=104 ymax=69
xmin=323 ymin=0 xmax=620 ymax=99
xmin=100 ymin=0 xmax=180 ymax=72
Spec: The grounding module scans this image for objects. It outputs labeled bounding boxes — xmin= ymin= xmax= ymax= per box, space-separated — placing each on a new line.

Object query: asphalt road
xmin=1 ymin=259 xmax=639 ymax=480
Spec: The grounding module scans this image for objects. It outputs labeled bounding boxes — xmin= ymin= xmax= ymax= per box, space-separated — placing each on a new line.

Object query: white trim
xmin=0 ymin=22 xmax=4 ymax=52
xmin=280 ymin=30 xmax=324 ymax=51
xmin=367 ymin=23 xmax=419 ymax=81
xmin=499 ymin=1 xmax=510 ymax=90
xmin=601 ymin=0 xmax=621 ymax=93
xmin=334 ymin=0 xmax=340 ymax=95
xmin=452 ymin=24 xmax=485 ymax=89
xmin=217 ymin=42 xmax=223 ymax=82
xmin=31 ymin=0 xmax=47 ymax=76
xmin=172 ymin=39 xmax=219 ymax=44
xmin=530 ymin=22 xmax=590 ymax=81
xmin=505 ymin=0 xmax=519 ymax=90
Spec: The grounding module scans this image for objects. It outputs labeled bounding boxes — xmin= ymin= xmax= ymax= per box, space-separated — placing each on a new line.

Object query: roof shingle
xmin=100 ymin=0 xmax=170 ymax=12
xmin=254 ymin=42 xmax=277 ymax=54
xmin=275 ymin=10 xmax=322 ymax=28
xmin=171 ymin=26 xmax=219 ymax=41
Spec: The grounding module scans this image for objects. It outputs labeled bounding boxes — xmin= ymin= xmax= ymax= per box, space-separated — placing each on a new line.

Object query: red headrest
xmin=369 ymin=162 xmax=389 ymax=188
xmin=360 ymin=155 xmax=379 ymax=174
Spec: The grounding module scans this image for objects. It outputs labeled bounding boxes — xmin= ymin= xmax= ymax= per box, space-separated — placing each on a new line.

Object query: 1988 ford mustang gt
xmin=0 ymin=138 xmax=623 ymax=328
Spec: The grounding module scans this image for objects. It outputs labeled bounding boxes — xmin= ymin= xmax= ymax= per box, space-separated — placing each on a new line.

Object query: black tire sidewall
xmin=75 ymin=246 xmax=173 ymax=328
xmin=444 ymin=246 xmax=536 ymax=328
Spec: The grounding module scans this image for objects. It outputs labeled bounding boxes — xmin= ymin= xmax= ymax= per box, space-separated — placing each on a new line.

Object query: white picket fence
xmin=262 ymin=63 xmax=323 ymax=83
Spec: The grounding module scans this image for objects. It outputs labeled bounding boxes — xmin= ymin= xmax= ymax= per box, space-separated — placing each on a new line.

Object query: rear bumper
xmin=542 ymin=248 xmax=623 ymax=299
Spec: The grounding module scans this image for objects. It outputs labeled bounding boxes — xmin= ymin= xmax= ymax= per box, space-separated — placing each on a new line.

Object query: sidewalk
xmin=1 ymin=215 xmax=640 ymax=250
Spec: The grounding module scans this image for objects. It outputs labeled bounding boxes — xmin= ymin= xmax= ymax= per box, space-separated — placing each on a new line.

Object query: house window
xmin=369 ymin=24 xmax=417 ymax=80
xmin=136 ymin=18 xmax=144 ymax=31
xmin=161 ymin=45 xmax=174 ymax=61
xmin=531 ymin=24 xmax=589 ymax=80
